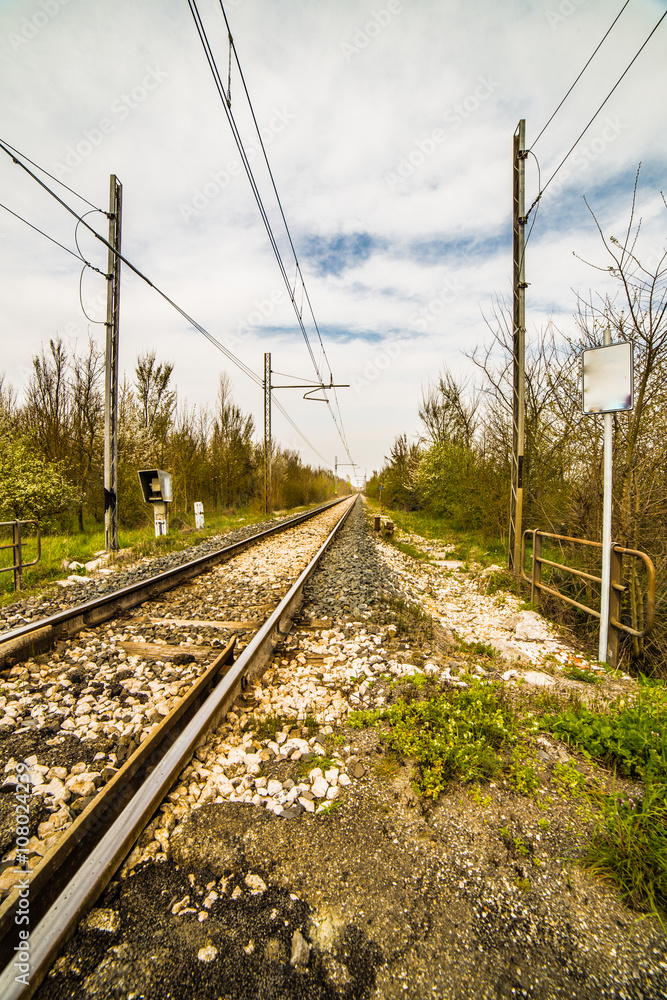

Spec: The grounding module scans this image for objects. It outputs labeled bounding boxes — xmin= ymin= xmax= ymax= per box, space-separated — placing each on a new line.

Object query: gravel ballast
xmin=5 ymin=499 xmax=666 ymax=999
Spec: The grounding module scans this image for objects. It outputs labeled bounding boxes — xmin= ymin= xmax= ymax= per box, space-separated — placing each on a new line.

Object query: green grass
xmin=350 ymin=682 xmax=519 ymax=798
xmin=545 ymin=684 xmax=667 ymax=782
xmin=546 ymin=685 xmax=667 ymax=922
xmin=387 ymin=537 xmax=432 ymax=561
xmin=563 ymin=665 xmax=602 ymax=685
xmin=584 ymin=781 xmax=667 ymax=923
xmin=365 ymin=499 xmax=507 ymax=567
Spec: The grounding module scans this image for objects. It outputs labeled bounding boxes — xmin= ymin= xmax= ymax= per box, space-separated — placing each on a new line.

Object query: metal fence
xmin=0 ymin=520 xmax=41 ymax=591
xmin=521 ymin=528 xmax=655 ymax=666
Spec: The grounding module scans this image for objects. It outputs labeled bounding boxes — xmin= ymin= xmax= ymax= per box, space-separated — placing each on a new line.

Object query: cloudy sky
xmin=1 ymin=0 xmax=666 ymax=485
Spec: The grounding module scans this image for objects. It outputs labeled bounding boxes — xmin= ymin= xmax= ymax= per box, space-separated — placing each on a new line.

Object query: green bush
xmin=0 ymin=440 xmax=78 ymax=525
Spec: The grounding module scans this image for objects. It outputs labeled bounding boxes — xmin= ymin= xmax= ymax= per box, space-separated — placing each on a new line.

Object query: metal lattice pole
xmin=104 ymin=174 xmax=122 ymax=552
xmin=509 ymin=121 xmax=526 ymax=574
xmin=264 ymin=353 xmax=271 ymax=515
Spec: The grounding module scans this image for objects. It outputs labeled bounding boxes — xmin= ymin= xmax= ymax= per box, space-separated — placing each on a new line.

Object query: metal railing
xmin=521 ymin=528 xmax=655 ymax=665
xmin=0 ymin=520 xmax=41 ymax=591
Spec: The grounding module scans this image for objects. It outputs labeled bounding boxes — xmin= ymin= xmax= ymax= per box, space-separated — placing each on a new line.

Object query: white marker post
xmin=582 ymin=335 xmax=633 ymax=663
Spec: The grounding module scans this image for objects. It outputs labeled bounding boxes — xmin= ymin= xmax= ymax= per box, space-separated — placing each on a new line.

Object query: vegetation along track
xmin=0 ymin=496 xmax=355 ymax=997
xmin=1 ymin=497 xmax=666 ymax=999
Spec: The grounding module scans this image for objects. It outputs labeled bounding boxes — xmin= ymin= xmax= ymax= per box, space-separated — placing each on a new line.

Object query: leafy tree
xmin=0 ymin=440 xmax=78 ymax=524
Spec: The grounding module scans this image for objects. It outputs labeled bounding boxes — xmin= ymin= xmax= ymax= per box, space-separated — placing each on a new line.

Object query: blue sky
xmin=0 ymin=0 xmax=666 ymax=483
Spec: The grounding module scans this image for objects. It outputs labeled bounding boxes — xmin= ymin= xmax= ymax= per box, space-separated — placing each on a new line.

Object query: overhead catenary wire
xmin=0 ymin=199 xmax=107 ymax=274
xmin=0 ymin=140 xmax=338 ymax=467
xmin=0 ymin=138 xmax=261 ymax=387
xmin=188 ymin=0 xmax=356 ymax=471
xmin=0 ymin=137 xmax=105 ymax=213
xmin=530 ymin=0 xmax=631 ymax=150
xmin=526 ymin=7 xmax=667 ymax=220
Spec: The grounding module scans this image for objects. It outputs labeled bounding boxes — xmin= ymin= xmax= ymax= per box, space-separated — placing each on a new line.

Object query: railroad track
xmin=0 ymin=497 xmax=349 ymax=671
xmin=0 ymin=495 xmax=357 ymax=999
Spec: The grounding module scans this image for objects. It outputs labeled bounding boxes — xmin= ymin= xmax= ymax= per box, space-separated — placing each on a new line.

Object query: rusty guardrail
xmin=521 ymin=528 xmax=655 ymax=665
xmin=0 ymin=520 xmax=41 ymax=591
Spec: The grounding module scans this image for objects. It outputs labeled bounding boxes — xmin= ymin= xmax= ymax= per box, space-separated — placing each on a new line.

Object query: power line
xmin=530 ymin=0 xmax=631 ymax=150
xmin=528 ymin=7 xmax=667 ymax=217
xmin=272 ymin=394 xmax=329 ymax=465
xmin=0 ymin=137 xmax=105 ymax=213
xmin=0 ymin=199 xmax=107 ymax=274
xmin=0 ymin=138 xmax=261 ymax=385
xmin=188 ymin=0 xmax=356 ymax=469
xmin=0 ymin=141 xmax=337 ymax=468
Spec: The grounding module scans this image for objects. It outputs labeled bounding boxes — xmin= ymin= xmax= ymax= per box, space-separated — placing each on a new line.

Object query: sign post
xmin=582 ymin=336 xmax=633 ymax=662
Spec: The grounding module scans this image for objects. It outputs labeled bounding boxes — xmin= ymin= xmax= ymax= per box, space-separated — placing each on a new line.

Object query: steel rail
xmin=0 ymin=637 xmax=237 ymax=961
xmin=0 ymin=496 xmax=348 ymax=670
xmin=0 ymin=494 xmax=357 ymax=999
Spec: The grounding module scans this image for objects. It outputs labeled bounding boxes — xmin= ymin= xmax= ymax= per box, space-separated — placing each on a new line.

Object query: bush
xmin=0 ymin=440 xmax=78 ymax=525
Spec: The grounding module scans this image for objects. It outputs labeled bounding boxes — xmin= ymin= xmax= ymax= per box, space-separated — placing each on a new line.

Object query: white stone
xmin=311 ymin=776 xmax=329 ymax=799
xmin=198 ymin=945 xmax=218 ymax=962
xmin=245 ymin=874 xmax=267 ymax=895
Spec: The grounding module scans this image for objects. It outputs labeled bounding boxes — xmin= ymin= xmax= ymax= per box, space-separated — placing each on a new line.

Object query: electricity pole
xmin=264 ymin=352 xmax=271 ymax=515
xmin=104 ymin=174 xmax=122 ymax=551
xmin=509 ymin=120 xmax=526 ymax=574
xmin=334 ymin=456 xmax=337 ymax=495
xmin=266 ymin=366 xmax=350 ymax=509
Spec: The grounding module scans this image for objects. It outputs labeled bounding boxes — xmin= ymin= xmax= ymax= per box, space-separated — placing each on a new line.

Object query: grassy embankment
xmin=359 ymin=496 xmax=667 ymax=926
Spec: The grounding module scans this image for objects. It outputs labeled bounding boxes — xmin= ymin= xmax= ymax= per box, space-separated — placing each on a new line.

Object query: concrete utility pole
xmin=264 ymin=352 xmax=272 ymax=515
xmin=509 ymin=120 xmax=527 ymax=575
xmin=104 ymin=174 xmax=122 ymax=552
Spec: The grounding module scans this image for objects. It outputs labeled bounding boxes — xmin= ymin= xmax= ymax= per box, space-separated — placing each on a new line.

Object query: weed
xmin=546 ymin=686 xmax=667 ymax=782
xmin=538 ymin=818 xmax=550 ymax=831
xmin=585 ymin=780 xmax=667 ymax=924
xmin=563 ymin=665 xmax=601 ymax=685
xmin=351 ymin=683 xmax=515 ymax=798
xmin=452 ymin=632 xmax=497 ymax=660
xmin=303 ymin=715 xmax=319 ymax=736
xmin=256 ymin=714 xmax=290 ymax=741
xmin=469 ymin=785 xmax=492 ymax=808
xmin=552 ymin=762 xmax=589 ymax=799
xmin=387 ymin=538 xmax=431 ymax=561
xmin=509 ymin=759 xmax=540 ymax=797
xmin=316 ymin=800 xmax=340 ymax=816
xmin=485 ymin=569 xmax=515 ymax=596
xmin=514 ymin=877 xmax=531 ymax=892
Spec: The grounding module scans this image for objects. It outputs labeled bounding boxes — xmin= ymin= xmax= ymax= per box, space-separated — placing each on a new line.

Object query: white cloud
xmin=1 ymin=0 xmax=666 ymax=485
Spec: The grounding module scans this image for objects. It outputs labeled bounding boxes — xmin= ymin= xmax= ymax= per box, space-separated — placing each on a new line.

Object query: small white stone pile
xmin=377 ymin=533 xmax=578 ymax=667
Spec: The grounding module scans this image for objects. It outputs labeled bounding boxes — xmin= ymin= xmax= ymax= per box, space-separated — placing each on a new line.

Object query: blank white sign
xmin=582 ymin=341 xmax=633 ymax=413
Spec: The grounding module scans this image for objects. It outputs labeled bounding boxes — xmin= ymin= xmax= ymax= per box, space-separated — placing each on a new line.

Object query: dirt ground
xmin=36 ymin=724 xmax=667 ymax=1000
